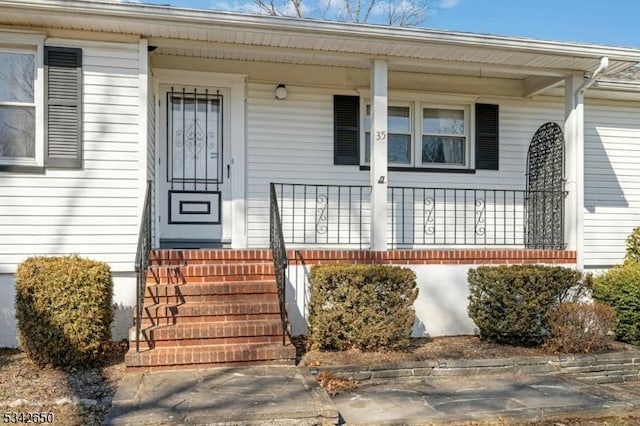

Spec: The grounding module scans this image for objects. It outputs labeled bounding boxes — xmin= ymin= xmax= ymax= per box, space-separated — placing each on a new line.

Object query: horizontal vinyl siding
xmin=245 ymin=82 xmax=565 ymax=247
xmin=0 ymin=42 xmax=141 ymax=273
xmin=584 ymin=101 xmax=640 ymax=268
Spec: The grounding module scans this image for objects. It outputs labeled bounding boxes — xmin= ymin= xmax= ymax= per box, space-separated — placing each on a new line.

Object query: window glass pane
xmin=0 ymin=106 xmax=35 ymax=158
xmin=422 ymin=136 xmax=465 ymax=165
xmin=365 ymin=105 xmax=410 ymax=133
xmin=389 ymin=134 xmax=411 ymax=164
xmin=0 ymin=52 xmax=34 ymax=103
xmin=423 ymin=108 xmax=464 ymax=135
xmin=388 ymin=106 xmax=410 ymax=133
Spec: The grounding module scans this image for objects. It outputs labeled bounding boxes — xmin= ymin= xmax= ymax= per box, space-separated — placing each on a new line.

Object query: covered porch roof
xmin=2 ymin=0 xmax=640 ymax=87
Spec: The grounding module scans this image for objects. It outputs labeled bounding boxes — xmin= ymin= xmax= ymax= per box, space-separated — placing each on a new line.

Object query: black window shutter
xmin=475 ymin=103 xmax=499 ymax=170
xmin=334 ymin=95 xmax=360 ymax=165
xmin=44 ymin=46 xmax=82 ymax=168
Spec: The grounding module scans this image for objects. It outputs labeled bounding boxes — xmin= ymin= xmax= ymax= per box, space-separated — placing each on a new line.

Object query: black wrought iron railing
xmin=388 ymin=186 xmax=566 ymax=249
xmin=134 ymin=180 xmax=153 ymax=353
xmin=272 ymin=183 xmax=372 ymax=248
xmin=269 ymin=183 xmax=290 ymax=345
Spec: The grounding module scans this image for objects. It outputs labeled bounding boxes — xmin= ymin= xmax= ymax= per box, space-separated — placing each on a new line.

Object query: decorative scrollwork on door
xmin=525 ymin=122 xmax=566 ymax=249
xmin=167 ymin=88 xmax=222 ymax=191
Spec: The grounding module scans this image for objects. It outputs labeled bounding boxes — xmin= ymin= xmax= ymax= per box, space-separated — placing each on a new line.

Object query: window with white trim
xmin=421 ymin=107 xmax=466 ymax=166
xmin=362 ymin=101 xmax=470 ymax=169
xmin=0 ymin=48 xmax=37 ymax=164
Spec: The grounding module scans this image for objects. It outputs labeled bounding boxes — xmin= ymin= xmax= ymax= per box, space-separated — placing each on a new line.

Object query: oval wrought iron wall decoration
xmin=525 ymin=122 xmax=566 ymax=249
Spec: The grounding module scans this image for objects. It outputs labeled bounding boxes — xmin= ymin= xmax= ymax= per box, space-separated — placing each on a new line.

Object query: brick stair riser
xmin=147 ymin=264 xmax=276 ymax=279
xmin=125 ymin=344 xmax=296 ymax=368
xmin=144 ymin=294 xmax=279 ymax=306
xmin=147 ymin=275 xmax=277 ymax=285
xmin=134 ymin=335 xmax=284 ymax=349
xmin=142 ymin=321 xmax=282 ymax=340
xmin=141 ymin=313 xmax=282 ymax=326
xmin=144 ymin=301 xmax=281 ymax=317
xmin=145 ymin=282 xmax=278 ymax=297
xmin=149 ymin=249 xmax=272 ymax=263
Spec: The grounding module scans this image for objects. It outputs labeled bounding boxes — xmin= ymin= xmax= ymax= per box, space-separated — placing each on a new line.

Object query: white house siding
xmin=0 ymin=40 xmax=143 ymax=346
xmin=0 ymin=41 xmax=142 ymax=273
xmin=584 ymin=100 xmax=640 ymax=268
xmin=245 ymin=80 xmax=565 ymax=248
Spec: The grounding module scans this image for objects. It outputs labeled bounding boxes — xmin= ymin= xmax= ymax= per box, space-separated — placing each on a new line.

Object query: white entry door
xmin=157 ymin=86 xmax=231 ymax=248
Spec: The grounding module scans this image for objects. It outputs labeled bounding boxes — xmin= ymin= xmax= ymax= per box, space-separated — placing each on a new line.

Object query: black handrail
xmin=134 ymin=180 xmax=152 ymax=353
xmin=269 ymin=183 xmax=289 ymax=345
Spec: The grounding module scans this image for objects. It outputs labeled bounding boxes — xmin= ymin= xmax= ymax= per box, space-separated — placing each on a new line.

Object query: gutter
xmin=579 ymin=57 xmax=609 ymax=93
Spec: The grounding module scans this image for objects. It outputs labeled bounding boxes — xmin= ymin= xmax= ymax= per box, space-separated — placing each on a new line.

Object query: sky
xmin=138 ymin=0 xmax=640 ymax=48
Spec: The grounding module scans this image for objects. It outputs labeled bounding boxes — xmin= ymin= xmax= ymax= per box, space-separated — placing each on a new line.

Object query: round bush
xmin=544 ymin=302 xmax=616 ymax=354
xmin=308 ymin=264 xmax=418 ymax=351
xmin=467 ymin=265 xmax=590 ymax=346
xmin=15 ymin=256 xmax=114 ymax=367
xmin=593 ymin=263 xmax=640 ymax=346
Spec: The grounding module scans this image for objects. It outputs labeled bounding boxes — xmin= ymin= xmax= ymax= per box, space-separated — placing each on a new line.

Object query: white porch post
xmin=370 ymin=60 xmax=388 ymax=251
xmin=564 ymin=73 xmax=584 ymax=269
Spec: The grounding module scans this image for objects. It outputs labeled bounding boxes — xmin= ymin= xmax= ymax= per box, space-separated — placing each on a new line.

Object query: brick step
xmin=136 ymin=319 xmax=284 ymax=341
xmin=143 ymin=283 xmax=279 ymax=305
xmin=141 ymin=301 xmax=282 ymax=325
xmin=149 ymin=250 xmax=273 ymax=264
xmin=145 ymin=281 xmax=278 ymax=297
xmin=146 ymin=269 xmax=276 ymax=285
xmin=125 ymin=342 xmax=297 ymax=369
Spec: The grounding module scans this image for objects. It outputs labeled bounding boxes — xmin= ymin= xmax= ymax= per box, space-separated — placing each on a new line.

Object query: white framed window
xmin=364 ymin=103 xmax=413 ymax=166
xmin=362 ymin=99 xmax=470 ymax=169
xmin=0 ymin=47 xmax=41 ymax=166
xmin=420 ymin=106 xmax=469 ymax=168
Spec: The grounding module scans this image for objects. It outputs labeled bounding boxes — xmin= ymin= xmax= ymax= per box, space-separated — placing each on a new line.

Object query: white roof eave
xmin=2 ymin=0 xmax=640 ymax=71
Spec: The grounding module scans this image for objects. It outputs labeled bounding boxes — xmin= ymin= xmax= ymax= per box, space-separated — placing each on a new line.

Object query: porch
xmin=271 ymin=182 xmax=567 ymax=251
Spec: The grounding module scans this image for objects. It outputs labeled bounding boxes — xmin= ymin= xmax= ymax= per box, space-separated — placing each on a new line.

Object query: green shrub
xmin=308 ymin=264 xmax=418 ymax=351
xmin=467 ymin=265 xmax=590 ymax=346
xmin=625 ymin=227 xmax=640 ymax=264
xmin=544 ymin=302 xmax=616 ymax=353
xmin=593 ymin=262 xmax=640 ymax=346
xmin=15 ymin=256 xmax=114 ymax=367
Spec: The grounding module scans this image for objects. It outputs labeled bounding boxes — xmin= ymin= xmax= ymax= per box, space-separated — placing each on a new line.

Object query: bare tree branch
xmin=249 ymin=0 xmax=432 ymax=26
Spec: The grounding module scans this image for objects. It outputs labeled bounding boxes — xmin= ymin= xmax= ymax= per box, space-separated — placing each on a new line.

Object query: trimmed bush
xmin=593 ymin=262 xmax=640 ymax=346
xmin=544 ymin=302 xmax=616 ymax=353
xmin=308 ymin=264 xmax=418 ymax=351
xmin=467 ymin=265 xmax=590 ymax=346
xmin=15 ymin=256 xmax=114 ymax=367
xmin=625 ymin=226 xmax=640 ymax=264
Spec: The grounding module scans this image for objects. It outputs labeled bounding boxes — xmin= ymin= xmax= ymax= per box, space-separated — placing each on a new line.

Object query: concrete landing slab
xmin=105 ymin=366 xmax=338 ymax=425
xmin=332 ymin=373 xmax=636 ymax=425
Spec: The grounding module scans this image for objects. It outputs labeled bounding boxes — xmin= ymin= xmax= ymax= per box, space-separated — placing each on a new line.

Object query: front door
xmin=158 ymin=86 xmax=231 ymax=248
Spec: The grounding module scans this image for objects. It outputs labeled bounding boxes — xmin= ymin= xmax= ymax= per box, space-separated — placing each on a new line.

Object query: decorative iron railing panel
xmin=272 ymin=183 xmax=372 ymax=247
xmin=388 ymin=186 xmax=566 ymax=248
xmin=134 ymin=180 xmax=152 ymax=353
xmin=526 ymin=122 xmax=565 ymax=249
xmin=269 ymin=183 xmax=290 ymax=345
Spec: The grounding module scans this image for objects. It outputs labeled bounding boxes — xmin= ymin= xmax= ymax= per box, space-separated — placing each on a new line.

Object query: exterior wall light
xmin=275 ymin=84 xmax=287 ymax=100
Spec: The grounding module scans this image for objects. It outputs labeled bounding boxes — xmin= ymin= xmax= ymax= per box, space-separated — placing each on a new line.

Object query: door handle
xmin=227 ymin=164 xmax=230 ymax=179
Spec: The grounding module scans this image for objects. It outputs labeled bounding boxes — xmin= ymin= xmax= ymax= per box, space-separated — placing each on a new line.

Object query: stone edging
xmin=308 ymin=348 xmax=640 ymax=382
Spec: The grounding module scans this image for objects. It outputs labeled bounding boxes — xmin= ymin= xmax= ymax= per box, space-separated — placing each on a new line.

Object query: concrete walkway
xmin=105 ymin=366 xmax=640 ymax=425
xmin=332 ymin=373 xmax=639 ymax=425
xmin=105 ymin=366 xmax=339 ymax=425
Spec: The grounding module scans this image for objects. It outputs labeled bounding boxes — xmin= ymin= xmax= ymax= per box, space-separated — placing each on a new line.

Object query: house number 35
xmin=375 ymin=130 xmax=387 ymax=141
